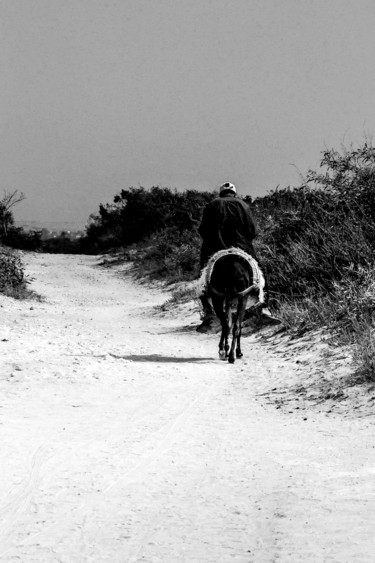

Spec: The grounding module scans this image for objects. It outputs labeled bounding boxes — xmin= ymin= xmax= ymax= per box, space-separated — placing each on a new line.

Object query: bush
xmin=0 ymin=246 xmax=27 ymax=296
xmin=253 ymin=185 xmax=375 ymax=301
xmin=84 ymin=186 xmax=214 ymax=254
xmin=134 ymin=228 xmax=201 ymax=282
xmin=249 ymin=144 xmax=375 ymax=306
xmin=250 ymin=142 xmax=375 ymax=379
xmin=4 ymin=227 xmax=42 ymax=251
xmin=41 ymin=234 xmax=85 ymax=254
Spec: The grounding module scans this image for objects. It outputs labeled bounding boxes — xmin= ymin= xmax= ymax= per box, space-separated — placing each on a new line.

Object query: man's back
xmin=199 ymin=193 xmax=257 ymax=267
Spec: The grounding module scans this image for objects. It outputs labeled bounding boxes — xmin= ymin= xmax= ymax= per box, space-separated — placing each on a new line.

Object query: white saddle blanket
xmin=200 ymin=247 xmax=265 ymax=302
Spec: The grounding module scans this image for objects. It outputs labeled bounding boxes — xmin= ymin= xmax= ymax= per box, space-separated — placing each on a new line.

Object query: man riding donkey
xmin=197 ymin=181 xmax=278 ymax=333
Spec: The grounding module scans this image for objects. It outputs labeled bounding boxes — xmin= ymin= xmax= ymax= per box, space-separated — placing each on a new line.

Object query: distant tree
xmin=0 ymin=190 xmax=26 ymax=238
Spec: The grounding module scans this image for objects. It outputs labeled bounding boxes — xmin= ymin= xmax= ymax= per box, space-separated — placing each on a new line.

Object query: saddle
xmin=201 ymin=248 xmax=265 ymax=302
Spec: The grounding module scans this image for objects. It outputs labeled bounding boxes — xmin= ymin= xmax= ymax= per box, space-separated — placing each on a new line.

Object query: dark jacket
xmin=198 ymin=193 xmax=258 ymax=268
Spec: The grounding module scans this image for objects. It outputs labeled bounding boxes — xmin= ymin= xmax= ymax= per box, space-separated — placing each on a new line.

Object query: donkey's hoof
xmin=228 ymin=356 xmax=235 ymax=364
xmin=236 ymin=351 xmax=243 ymax=358
xmin=219 ymin=350 xmax=226 ymax=360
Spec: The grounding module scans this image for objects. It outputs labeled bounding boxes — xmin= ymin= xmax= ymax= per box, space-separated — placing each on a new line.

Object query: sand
xmin=0 ymin=252 xmax=374 ymax=562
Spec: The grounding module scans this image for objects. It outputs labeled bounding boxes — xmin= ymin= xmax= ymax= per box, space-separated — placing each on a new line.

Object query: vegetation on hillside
xmin=253 ymin=145 xmax=375 ymax=298
xmin=251 ymin=144 xmax=375 ymax=380
xmin=84 ymin=187 xmax=215 ymax=280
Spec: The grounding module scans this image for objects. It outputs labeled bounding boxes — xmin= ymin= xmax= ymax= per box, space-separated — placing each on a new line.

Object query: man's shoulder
xmin=204 ymin=196 xmax=222 ymax=208
xmin=210 ymin=195 xmax=241 ymax=202
xmin=205 ymin=195 xmax=250 ymax=210
xmin=220 ymin=195 xmax=249 ymax=208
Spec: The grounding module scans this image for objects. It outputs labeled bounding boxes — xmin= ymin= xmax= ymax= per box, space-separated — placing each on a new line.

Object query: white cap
xmin=219 ymin=182 xmax=236 ymax=194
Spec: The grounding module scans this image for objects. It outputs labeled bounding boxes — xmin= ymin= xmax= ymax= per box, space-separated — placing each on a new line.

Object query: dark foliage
xmin=252 ymin=144 xmax=375 ymax=302
xmin=4 ymin=228 xmax=42 ymax=251
xmin=84 ymin=186 xmax=215 ymax=252
xmin=83 ymin=187 xmax=215 ymax=279
xmin=41 ymin=233 xmax=84 ymax=254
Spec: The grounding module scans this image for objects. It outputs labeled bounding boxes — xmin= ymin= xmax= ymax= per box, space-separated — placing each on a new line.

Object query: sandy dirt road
xmin=1 ymin=253 xmax=375 ymax=562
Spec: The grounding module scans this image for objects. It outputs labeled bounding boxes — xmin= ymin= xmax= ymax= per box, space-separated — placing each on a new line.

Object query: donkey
xmin=207 ymin=253 xmax=260 ymax=363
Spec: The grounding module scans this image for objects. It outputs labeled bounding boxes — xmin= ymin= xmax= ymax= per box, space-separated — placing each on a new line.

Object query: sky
xmin=2 ymin=0 xmax=375 ymax=228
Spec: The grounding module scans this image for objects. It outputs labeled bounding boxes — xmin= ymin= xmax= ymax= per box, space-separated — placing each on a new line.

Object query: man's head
xmin=219 ymin=182 xmax=236 ymax=196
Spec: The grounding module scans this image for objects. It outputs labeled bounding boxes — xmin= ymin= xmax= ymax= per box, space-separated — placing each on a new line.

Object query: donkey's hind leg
xmin=213 ymin=295 xmax=230 ymax=360
xmin=228 ymin=297 xmax=247 ymax=363
xmin=236 ymin=296 xmax=248 ymax=358
xmin=236 ymin=334 xmax=243 ymax=358
xmin=228 ymin=313 xmax=239 ymax=363
xmin=219 ymin=312 xmax=231 ymax=360
xmin=218 ymin=330 xmax=227 ymax=360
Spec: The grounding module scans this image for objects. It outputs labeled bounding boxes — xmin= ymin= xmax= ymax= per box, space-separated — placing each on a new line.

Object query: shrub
xmin=0 ymin=245 xmax=28 ymax=297
xmin=134 ymin=228 xmax=201 ymax=282
xmin=84 ymin=186 xmax=214 ymax=254
xmin=253 ymin=185 xmax=375 ymax=302
xmin=4 ymin=227 xmax=42 ymax=251
xmin=41 ymin=233 xmax=84 ymax=254
xmin=250 ymin=142 xmax=375 ymax=380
